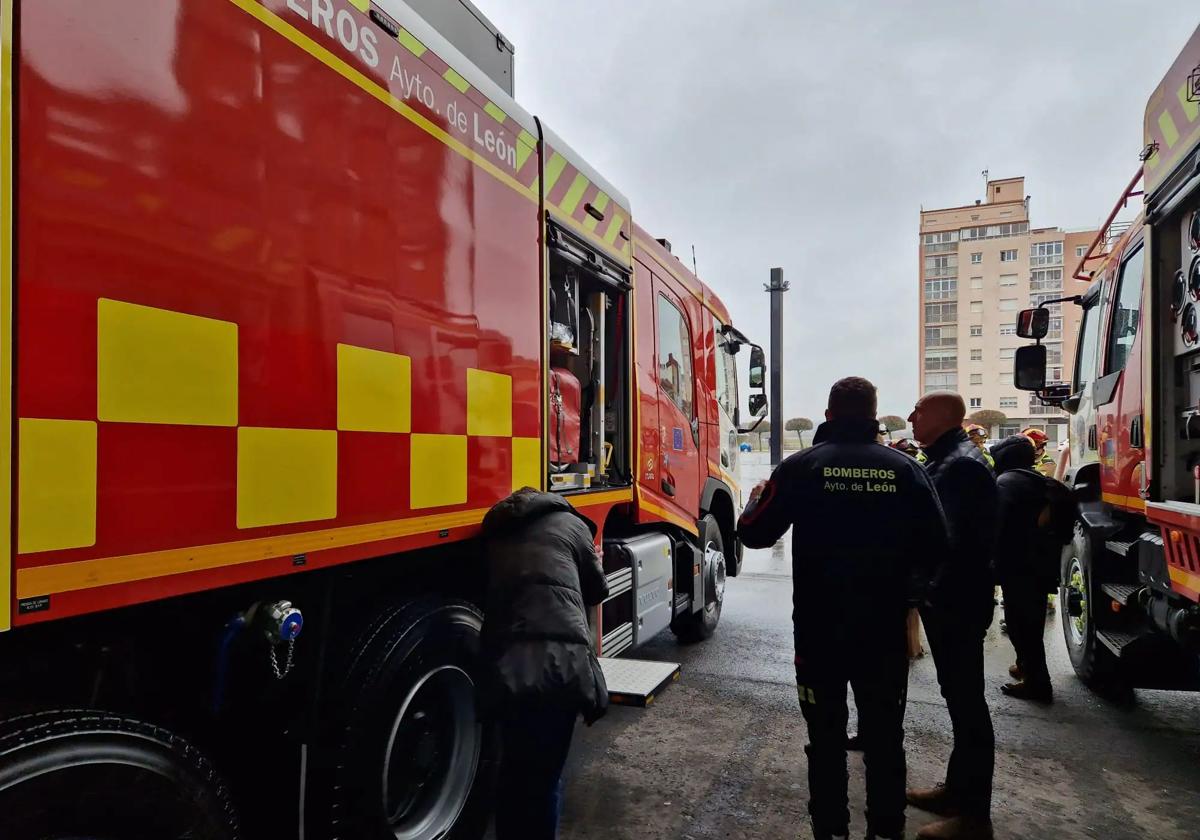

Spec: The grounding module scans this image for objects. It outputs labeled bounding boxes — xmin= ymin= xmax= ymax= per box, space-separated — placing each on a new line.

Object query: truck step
xmin=1100 ymin=583 xmax=1142 ymax=606
xmin=1104 ymin=538 xmax=1138 ymax=557
xmin=1097 ymin=629 xmax=1144 ymax=657
xmin=599 ymin=656 xmax=681 ymax=707
xmin=601 ymin=622 xmax=633 ymax=657
xmin=604 ymin=567 xmax=633 ymax=600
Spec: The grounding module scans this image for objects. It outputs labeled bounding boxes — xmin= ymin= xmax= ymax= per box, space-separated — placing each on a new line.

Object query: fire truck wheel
xmin=671 ymin=515 xmax=726 ymax=643
xmin=329 ymin=598 xmax=493 ymax=840
xmin=0 ymin=710 xmax=238 ymax=840
xmin=1061 ymin=522 xmax=1120 ymax=686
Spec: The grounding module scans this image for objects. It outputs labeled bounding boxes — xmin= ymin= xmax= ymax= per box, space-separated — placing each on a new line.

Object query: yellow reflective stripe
xmin=567 ymin=489 xmax=633 ymax=509
xmin=484 ymin=101 xmax=507 ymax=124
xmin=639 ymin=498 xmax=699 ymax=536
xmin=397 ymin=28 xmax=427 ymax=57
xmin=515 ymin=129 xmax=537 ymax=171
xmin=1169 ymin=565 xmax=1200 ymax=594
xmin=558 ymin=172 xmax=590 ymax=216
xmin=18 ymin=508 xmax=491 ymax=598
xmin=224 ymin=0 xmax=534 ymax=203
xmin=1179 ymin=81 xmax=1199 ymax=123
xmin=536 ymin=153 xmax=568 ymax=196
xmin=443 ymin=67 xmax=470 ymax=93
xmin=603 ymin=212 xmax=626 ymax=245
xmin=346 ymin=0 xmax=369 ymax=10
xmin=1159 ymin=110 xmax=1181 ymax=148
xmin=0 ymin=0 xmax=13 ymax=630
xmin=583 ymin=191 xmax=609 ymax=232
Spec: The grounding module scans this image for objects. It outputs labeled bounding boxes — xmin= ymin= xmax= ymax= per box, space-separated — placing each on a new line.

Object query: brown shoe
xmin=906 ymin=784 xmax=959 ymax=817
xmin=915 ymin=815 xmax=994 ymax=839
xmin=1008 ymin=663 xmax=1022 ymax=680
xmin=1001 ymin=680 xmax=1053 ymax=704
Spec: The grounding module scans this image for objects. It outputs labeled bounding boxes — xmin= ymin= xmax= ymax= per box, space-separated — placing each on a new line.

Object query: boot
xmin=1008 ymin=663 xmax=1022 ymax=680
xmin=846 ymin=732 xmax=863 ymax=752
xmin=1001 ymin=680 xmax=1053 ymax=704
xmin=915 ymin=814 xmax=994 ymax=839
xmin=906 ymin=783 xmax=959 ymax=817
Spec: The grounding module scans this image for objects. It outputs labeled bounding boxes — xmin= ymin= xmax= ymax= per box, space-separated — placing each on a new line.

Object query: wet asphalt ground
xmin=559 ymin=453 xmax=1200 ymax=840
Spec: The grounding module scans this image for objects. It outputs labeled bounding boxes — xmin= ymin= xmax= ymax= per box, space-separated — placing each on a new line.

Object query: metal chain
xmin=269 ymin=638 xmax=295 ymax=680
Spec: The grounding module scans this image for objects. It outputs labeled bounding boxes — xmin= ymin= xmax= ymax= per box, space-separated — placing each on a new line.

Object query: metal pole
xmin=766 ymin=267 xmax=789 ymax=466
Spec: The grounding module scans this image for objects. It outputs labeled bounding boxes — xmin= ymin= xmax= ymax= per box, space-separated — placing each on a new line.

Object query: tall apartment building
xmin=918 ymin=177 xmax=1098 ymax=444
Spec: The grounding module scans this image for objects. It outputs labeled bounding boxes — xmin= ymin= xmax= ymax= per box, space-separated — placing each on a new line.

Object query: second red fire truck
xmin=0 ymin=0 xmax=765 ymax=836
xmin=1015 ymin=23 xmax=1200 ymax=693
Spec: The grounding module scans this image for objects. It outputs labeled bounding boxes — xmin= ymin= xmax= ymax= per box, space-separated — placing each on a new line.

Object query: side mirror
xmin=748 ymin=393 xmax=768 ymax=418
xmin=748 ymin=345 xmax=766 ymax=389
xmin=1038 ymin=383 xmax=1072 ymax=408
xmin=1016 ymin=307 xmax=1049 ymax=340
xmin=1014 ymin=344 xmax=1048 ymax=391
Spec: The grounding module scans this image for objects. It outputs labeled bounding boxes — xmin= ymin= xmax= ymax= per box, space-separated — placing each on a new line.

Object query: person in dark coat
xmin=738 ymin=377 xmax=950 ymax=840
xmin=906 ymin=392 xmax=997 ymax=840
xmin=991 ymin=434 xmax=1056 ymax=703
xmin=479 ymin=487 xmax=610 ymax=840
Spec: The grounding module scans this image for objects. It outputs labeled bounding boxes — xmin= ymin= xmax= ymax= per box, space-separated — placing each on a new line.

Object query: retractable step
xmin=1101 ymin=583 xmax=1142 ymax=607
xmin=598 ymin=656 xmax=681 ymax=707
xmin=1105 ymin=538 xmax=1138 ymax=557
xmin=1097 ymin=628 xmax=1145 ymax=657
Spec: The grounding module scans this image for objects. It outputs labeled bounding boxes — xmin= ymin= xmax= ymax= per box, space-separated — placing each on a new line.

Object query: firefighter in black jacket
xmin=737 ymin=377 xmax=950 ymax=840
xmin=906 ymin=392 xmax=998 ymax=840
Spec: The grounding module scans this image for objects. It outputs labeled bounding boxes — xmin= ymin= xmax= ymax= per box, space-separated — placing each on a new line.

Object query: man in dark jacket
xmin=906 ymin=392 xmax=997 ymax=840
xmin=480 ymin=487 xmax=610 ymax=840
xmin=992 ymin=435 xmax=1056 ymax=703
xmin=738 ymin=377 xmax=950 ymax=840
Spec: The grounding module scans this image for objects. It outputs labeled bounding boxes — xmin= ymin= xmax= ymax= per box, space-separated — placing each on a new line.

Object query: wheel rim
xmin=1065 ymin=556 xmax=1087 ymax=647
xmin=705 ymin=540 xmax=726 ymax=616
xmin=381 ymin=665 xmax=480 ymax=840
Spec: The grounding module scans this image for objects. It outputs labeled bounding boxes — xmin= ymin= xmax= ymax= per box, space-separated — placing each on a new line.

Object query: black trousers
xmin=1002 ymin=581 xmax=1051 ymax=690
xmin=920 ymin=604 xmax=995 ymax=817
xmin=797 ymin=639 xmax=909 ymax=838
xmin=495 ymin=705 xmax=577 ymax=840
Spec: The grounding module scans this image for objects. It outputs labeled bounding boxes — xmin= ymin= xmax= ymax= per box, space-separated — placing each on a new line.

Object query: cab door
xmin=1066 ymin=282 xmax=1103 ymax=482
xmin=1094 ymin=243 xmax=1146 ymax=507
xmin=651 ymin=276 xmax=701 ymax=525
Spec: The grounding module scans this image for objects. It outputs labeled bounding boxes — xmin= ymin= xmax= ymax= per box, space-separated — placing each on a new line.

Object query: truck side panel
xmin=13 ymin=0 xmax=544 ymax=624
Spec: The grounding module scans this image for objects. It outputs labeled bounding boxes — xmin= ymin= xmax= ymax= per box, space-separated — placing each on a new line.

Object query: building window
xmin=1047 ymin=316 xmax=1062 ymax=340
xmin=970 ymin=252 xmax=982 ymax=264
xmin=970 ymin=300 xmax=983 ymax=313
xmin=924 ymin=302 xmax=957 ymax=324
xmin=1030 ymin=240 xmax=1064 ymax=267
xmin=924 ymin=348 xmax=957 ymax=371
xmin=970 ymin=349 xmax=982 ymax=361
xmin=970 ymin=373 xmax=983 ymax=385
xmin=924 ymin=373 xmax=958 ymax=393
xmin=924 ymin=279 xmax=957 ymax=301
xmin=1030 ymin=268 xmax=1063 ymax=291
xmin=1000 ymin=324 xmax=1016 ymax=335
xmin=960 ymin=222 xmax=1029 ymax=240
xmin=970 ymin=325 xmax=983 ymax=337
xmin=969 ymin=397 xmax=982 ymax=409
xmin=1000 ymin=372 xmax=1013 ymax=385
xmin=999 ymin=273 xmax=1018 ymax=287
xmin=1000 ymin=298 xmax=1017 ymax=311
xmin=1000 ymin=249 xmax=1018 ymax=262
xmin=1046 ymin=343 xmax=1063 ymax=365
xmin=923 ymin=230 xmax=960 ymax=255
xmin=999 ymin=347 xmax=1015 ymax=360
xmin=1076 ymin=245 xmax=1088 ymax=258
xmin=924 ymin=255 xmax=958 ymax=279
xmin=925 ymin=325 xmax=958 ymax=348
xmin=1030 ymin=292 xmax=1062 ymax=312
xmin=970 ymin=276 xmax=983 ymax=289
xmin=999 ymin=397 xmax=1018 ymax=410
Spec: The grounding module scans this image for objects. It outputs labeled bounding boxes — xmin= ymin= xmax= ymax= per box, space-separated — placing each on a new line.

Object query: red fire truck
xmin=0 ymin=0 xmax=765 ymax=836
xmin=1014 ymin=24 xmax=1200 ymax=692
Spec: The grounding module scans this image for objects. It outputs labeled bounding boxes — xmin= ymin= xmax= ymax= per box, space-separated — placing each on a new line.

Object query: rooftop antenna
xmin=691 ymin=245 xmax=698 ymax=276
xmin=981 ymin=169 xmax=989 ymax=201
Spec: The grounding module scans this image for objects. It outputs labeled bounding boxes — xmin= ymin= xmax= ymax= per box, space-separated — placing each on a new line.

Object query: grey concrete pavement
xmin=560 ymin=453 xmax=1200 ymax=839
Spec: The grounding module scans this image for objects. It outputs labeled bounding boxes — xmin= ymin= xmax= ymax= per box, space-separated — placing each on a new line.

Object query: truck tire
xmin=1061 ymin=522 xmax=1120 ymax=686
xmin=328 ymin=598 xmax=493 ymax=840
xmin=671 ymin=515 xmax=726 ymax=643
xmin=0 ymin=710 xmax=238 ymax=840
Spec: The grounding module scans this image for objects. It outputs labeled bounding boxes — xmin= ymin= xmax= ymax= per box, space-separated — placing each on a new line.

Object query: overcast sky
xmin=484 ymin=0 xmax=1195 ymax=423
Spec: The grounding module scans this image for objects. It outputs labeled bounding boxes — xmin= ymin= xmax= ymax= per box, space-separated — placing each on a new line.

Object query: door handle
xmin=1087 ymin=425 xmax=1097 ymax=450
xmin=661 ymin=476 xmax=676 ymax=497
xmin=1130 ymin=414 xmax=1144 ymax=449
xmin=721 ymin=450 xmax=730 ymax=468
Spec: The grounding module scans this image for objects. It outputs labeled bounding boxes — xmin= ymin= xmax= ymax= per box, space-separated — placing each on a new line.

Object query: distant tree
xmin=755 ymin=421 xmax=772 ymax=451
xmin=785 ymin=417 xmax=814 ymax=447
xmin=969 ymin=409 xmax=1008 ymax=435
xmin=879 ymin=415 xmax=907 ymax=437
